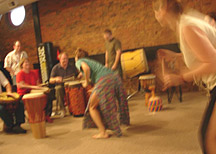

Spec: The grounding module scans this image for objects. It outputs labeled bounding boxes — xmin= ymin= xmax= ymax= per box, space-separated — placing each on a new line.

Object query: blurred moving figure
xmin=153 ymin=0 xmax=216 ymax=153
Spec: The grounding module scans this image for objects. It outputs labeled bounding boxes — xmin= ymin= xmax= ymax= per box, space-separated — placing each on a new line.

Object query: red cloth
xmin=31 ymin=69 xmax=42 ymax=84
xmin=16 ymin=70 xmax=38 ymax=95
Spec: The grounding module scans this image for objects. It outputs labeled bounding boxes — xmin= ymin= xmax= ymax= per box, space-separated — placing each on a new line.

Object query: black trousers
xmin=200 ymin=86 xmax=216 ymax=154
xmin=0 ymin=101 xmax=25 ymax=127
xmin=44 ymin=88 xmax=55 ymax=116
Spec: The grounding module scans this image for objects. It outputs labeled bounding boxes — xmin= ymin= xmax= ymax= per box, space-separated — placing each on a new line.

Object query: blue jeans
xmin=0 ymin=101 xmax=25 ymax=127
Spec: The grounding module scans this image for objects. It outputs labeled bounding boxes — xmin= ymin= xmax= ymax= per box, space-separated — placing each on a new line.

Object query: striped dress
xmin=76 ymin=58 xmax=130 ymax=136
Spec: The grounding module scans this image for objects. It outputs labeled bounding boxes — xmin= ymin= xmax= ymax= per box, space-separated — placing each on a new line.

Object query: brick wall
xmin=0 ymin=0 xmax=215 ymax=64
xmin=0 ymin=0 xmax=215 ymax=92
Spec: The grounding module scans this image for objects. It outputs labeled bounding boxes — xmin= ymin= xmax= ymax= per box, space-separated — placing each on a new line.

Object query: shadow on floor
xmin=161 ymin=106 xmax=175 ymax=111
xmin=127 ymin=124 xmax=162 ymax=134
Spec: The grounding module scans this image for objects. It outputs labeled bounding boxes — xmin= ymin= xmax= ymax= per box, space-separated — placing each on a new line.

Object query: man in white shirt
xmin=0 ymin=71 xmax=26 ymax=134
xmin=4 ymin=41 xmax=28 ymax=85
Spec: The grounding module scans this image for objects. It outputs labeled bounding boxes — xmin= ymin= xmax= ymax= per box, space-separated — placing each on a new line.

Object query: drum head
xmin=30 ymin=87 xmax=49 ymax=94
xmin=0 ymin=92 xmax=20 ymax=103
xmin=23 ymin=93 xmax=45 ymax=99
xmin=68 ymin=81 xmax=82 ymax=87
xmin=139 ymin=74 xmax=156 ymax=80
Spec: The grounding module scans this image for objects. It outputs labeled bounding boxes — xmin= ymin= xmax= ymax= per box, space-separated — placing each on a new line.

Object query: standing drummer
xmin=4 ymin=41 xmax=28 ymax=85
xmin=49 ymin=52 xmax=78 ymax=117
xmin=0 ymin=70 xmax=26 ymax=134
xmin=104 ymin=29 xmax=122 ymax=77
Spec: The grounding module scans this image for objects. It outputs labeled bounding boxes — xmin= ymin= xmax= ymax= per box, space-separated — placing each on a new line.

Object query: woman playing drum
xmin=75 ymin=48 xmax=130 ymax=139
xmin=16 ymin=58 xmax=53 ymax=123
xmin=153 ymin=0 xmax=216 ymax=153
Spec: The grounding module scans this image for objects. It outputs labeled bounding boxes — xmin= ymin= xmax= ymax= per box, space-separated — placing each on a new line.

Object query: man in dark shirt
xmin=50 ymin=52 xmax=77 ymax=117
xmin=104 ymin=29 xmax=122 ymax=77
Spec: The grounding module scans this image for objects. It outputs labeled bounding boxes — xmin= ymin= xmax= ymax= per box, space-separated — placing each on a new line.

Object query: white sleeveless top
xmin=179 ymin=14 xmax=216 ymax=90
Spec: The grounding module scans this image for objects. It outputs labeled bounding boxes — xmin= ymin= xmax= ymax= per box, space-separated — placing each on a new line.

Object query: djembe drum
xmin=139 ymin=74 xmax=156 ymax=90
xmin=139 ymin=74 xmax=156 ymax=106
xmin=64 ymin=82 xmax=70 ymax=106
xmin=0 ymin=93 xmax=20 ymax=129
xmin=22 ymin=93 xmax=47 ymax=139
xmin=67 ymin=81 xmax=86 ymax=117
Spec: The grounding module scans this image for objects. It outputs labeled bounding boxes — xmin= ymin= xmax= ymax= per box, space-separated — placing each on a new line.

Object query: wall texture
xmin=0 ymin=0 xmax=215 ymax=64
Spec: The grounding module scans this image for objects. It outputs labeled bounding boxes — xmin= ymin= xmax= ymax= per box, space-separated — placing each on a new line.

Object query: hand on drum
xmin=6 ymin=92 xmax=18 ymax=99
xmin=163 ymin=74 xmax=184 ymax=91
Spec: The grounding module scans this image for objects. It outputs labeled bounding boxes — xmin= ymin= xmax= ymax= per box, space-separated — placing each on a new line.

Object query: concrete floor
xmin=0 ymin=91 xmax=207 ymax=154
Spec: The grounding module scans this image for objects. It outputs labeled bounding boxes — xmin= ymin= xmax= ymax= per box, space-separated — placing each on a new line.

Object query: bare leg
xmin=206 ymin=104 xmax=216 ymax=154
xmin=89 ymin=92 xmax=109 ymax=139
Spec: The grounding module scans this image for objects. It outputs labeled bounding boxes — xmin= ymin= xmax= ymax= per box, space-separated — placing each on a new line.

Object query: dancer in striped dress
xmin=75 ymin=48 xmax=130 ymax=139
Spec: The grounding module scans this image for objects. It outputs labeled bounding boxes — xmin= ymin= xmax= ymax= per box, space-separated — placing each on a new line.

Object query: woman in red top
xmin=16 ymin=58 xmax=53 ymax=123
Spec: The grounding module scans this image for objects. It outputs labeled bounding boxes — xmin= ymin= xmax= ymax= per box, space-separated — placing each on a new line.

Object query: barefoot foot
xmin=92 ymin=132 xmax=109 ymax=139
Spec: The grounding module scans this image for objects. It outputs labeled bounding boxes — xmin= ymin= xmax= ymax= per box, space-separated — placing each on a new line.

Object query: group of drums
xmin=0 ymin=80 xmax=92 ymax=139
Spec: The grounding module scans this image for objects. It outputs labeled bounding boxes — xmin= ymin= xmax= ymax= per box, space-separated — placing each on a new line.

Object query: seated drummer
xmin=0 ymin=70 xmax=26 ymax=134
xmin=16 ymin=58 xmax=53 ymax=123
xmin=49 ymin=52 xmax=78 ymax=118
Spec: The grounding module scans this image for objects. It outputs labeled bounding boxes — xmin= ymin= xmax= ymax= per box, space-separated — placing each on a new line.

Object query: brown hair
xmin=19 ymin=58 xmax=29 ymax=69
xmin=104 ymin=29 xmax=112 ymax=35
xmin=75 ymin=48 xmax=89 ymax=59
xmin=153 ymin=0 xmax=183 ymax=15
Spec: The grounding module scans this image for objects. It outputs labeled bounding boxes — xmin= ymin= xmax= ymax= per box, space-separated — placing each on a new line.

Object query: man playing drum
xmin=0 ymin=70 xmax=26 ymax=134
xmin=75 ymin=48 xmax=130 ymax=139
xmin=104 ymin=29 xmax=122 ymax=77
xmin=49 ymin=52 xmax=78 ymax=117
xmin=4 ymin=41 xmax=28 ymax=85
xmin=16 ymin=58 xmax=53 ymax=123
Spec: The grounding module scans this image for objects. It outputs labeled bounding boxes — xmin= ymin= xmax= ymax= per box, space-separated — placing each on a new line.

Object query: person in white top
xmin=4 ymin=41 xmax=28 ymax=85
xmin=0 ymin=71 xmax=26 ymax=134
xmin=153 ymin=0 xmax=216 ymax=154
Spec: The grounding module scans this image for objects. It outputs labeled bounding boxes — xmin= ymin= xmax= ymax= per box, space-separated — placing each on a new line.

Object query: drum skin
xmin=0 ymin=92 xmax=20 ymax=115
xmin=22 ymin=93 xmax=47 ymax=123
xmin=121 ymin=49 xmax=149 ymax=79
xmin=148 ymin=96 xmax=163 ymax=112
xmin=68 ymin=83 xmax=86 ymax=117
